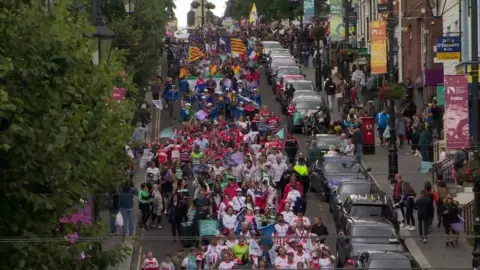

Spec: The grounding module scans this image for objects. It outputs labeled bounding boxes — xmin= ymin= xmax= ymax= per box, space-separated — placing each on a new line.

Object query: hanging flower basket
xmin=378 ymin=83 xmax=406 ymax=100
xmin=338 ymin=48 xmax=359 ymax=62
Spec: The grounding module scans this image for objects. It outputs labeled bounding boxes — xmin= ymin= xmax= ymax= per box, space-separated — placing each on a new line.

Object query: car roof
xmin=290 ymin=80 xmax=313 ymax=84
xmin=347 ymin=194 xmax=389 ymax=205
xmin=278 ymin=66 xmax=299 ymax=69
xmin=263 ymin=41 xmax=281 ymax=44
xmin=323 ymin=156 xmax=360 ymax=162
xmin=351 ymin=218 xmax=395 ymax=228
xmin=367 ymin=251 xmax=413 ymax=260
xmin=292 ymin=93 xmax=321 ymax=100
xmin=271 ymin=55 xmax=294 ymax=59
xmin=339 ymin=180 xmax=374 ymax=186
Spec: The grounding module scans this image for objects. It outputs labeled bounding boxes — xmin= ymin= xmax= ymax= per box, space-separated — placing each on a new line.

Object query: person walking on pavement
xmin=443 ymin=195 xmax=461 ymax=246
xmin=416 ymin=189 xmax=433 ymax=243
xmin=301 ymin=46 xmax=310 ymax=68
xmin=392 ymin=174 xmax=415 ymax=228
xmin=375 ymin=107 xmax=389 ymax=146
xmin=139 ymin=183 xmax=152 ymax=231
xmin=324 ymin=75 xmax=336 ymax=112
xmin=311 ymin=216 xmax=329 ymax=244
xmin=151 ymin=75 xmax=163 ymax=100
xmin=167 ymin=194 xmax=186 ymax=243
xmin=119 ymin=180 xmax=139 ymax=236
xmin=107 ymin=189 xmax=120 ymax=236
xmin=395 ymin=113 xmax=406 ymax=148
xmin=284 ymin=133 xmax=299 ymax=164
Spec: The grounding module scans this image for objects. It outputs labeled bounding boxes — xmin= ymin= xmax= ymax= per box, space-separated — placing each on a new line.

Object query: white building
xmin=440 ymin=0 xmax=460 ymax=75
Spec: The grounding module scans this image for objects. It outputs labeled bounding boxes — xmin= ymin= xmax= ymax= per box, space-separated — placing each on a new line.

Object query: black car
xmin=330 ymin=180 xmax=382 ymax=223
xmin=336 ymin=194 xmax=399 ymax=231
xmin=335 ymin=218 xmax=407 ymax=268
xmin=309 ymin=156 xmax=371 ymax=202
xmin=315 ymin=134 xmax=342 ymax=155
xmin=357 ymin=251 xmax=417 ymax=269
xmin=267 ymin=56 xmax=296 ymax=85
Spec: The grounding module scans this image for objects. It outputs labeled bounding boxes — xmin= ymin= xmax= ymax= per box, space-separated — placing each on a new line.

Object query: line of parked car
xmin=308 ymin=154 xmax=420 ymax=269
xmin=261 ymin=41 xmax=324 ymax=134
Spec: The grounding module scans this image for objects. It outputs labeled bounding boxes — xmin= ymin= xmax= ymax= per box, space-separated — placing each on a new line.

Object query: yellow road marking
xmin=136 ymin=245 xmax=142 ymax=270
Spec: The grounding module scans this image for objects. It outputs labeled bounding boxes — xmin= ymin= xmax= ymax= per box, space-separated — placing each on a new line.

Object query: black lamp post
xmin=123 ymin=0 xmax=137 ymax=14
xmin=386 ymin=0 xmax=397 ymax=183
xmin=91 ymin=0 xmax=115 ymax=67
xmin=469 ymin=0 xmax=480 ymax=266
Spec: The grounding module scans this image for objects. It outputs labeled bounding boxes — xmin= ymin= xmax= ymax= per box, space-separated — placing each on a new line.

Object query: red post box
xmin=360 ymin=116 xmax=375 ymax=155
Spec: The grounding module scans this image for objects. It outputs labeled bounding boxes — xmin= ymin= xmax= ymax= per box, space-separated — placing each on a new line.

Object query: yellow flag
xmin=249 ymin=3 xmax=257 ymax=24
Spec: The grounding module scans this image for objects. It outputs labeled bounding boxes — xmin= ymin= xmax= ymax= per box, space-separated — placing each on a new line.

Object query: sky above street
xmin=175 ymin=0 xmax=227 ymax=28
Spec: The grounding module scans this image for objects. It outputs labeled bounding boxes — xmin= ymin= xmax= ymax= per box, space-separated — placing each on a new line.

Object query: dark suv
xmin=335 ymin=218 xmax=406 ymax=268
xmin=356 ymin=251 xmax=417 ymax=269
xmin=335 ymin=194 xmax=398 ymax=231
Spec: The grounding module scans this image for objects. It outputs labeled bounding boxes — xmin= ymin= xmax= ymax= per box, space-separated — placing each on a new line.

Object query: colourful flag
xmin=249 ymin=3 xmax=257 ymax=24
xmin=187 ymin=45 xmax=204 ymax=62
xmin=230 ymin=38 xmax=246 ymax=54
xmin=159 ymin=127 xmax=174 ymax=138
xmin=276 ymin=128 xmax=285 ymax=140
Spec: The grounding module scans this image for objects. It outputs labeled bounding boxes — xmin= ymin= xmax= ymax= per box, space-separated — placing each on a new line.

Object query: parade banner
xmin=303 ymin=0 xmax=314 ymax=20
xmin=370 ymin=21 xmax=387 ymax=74
xmin=199 ymin=219 xmax=218 ymax=236
xmin=329 ymin=0 xmax=344 ymax=41
xmin=445 ymin=75 xmax=469 ymax=149
xmin=186 ymin=75 xmax=223 ymax=92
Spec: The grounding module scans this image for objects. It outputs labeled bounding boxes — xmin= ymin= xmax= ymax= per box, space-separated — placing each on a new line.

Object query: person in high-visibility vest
xmin=294 ymin=157 xmax=310 ymax=207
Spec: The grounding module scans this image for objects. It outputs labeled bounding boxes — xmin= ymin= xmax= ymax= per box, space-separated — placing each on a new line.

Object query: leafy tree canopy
xmin=224 ymin=0 xmax=329 ymax=22
xmin=0 ymin=1 xmax=136 ymax=269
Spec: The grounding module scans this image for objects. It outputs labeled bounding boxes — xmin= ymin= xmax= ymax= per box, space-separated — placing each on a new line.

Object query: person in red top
xmin=156 ymin=144 xmax=169 ymax=166
xmin=223 ymin=178 xmax=240 ymax=199
xmin=266 ymin=112 xmax=280 ymax=132
xmin=259 ymin=105 xmax=269 ymax=118
xmin=287 ymin=102 xmax=296 ymax=116
xmin=141 ymin=251 xmax=160 ymax=270
xmin=283 ymin=176 xmax=304 ymax=201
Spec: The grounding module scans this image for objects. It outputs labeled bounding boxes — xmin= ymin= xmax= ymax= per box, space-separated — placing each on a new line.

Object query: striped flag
xmin=230 ymin=38 xmax=246 ymax=54
xmin=187 ymin=45 xmax=204 ymax=62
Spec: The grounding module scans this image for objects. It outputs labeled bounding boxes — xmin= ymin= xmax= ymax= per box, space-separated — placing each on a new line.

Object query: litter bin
xmin=360 ymin=116 xmax=375 ymax=155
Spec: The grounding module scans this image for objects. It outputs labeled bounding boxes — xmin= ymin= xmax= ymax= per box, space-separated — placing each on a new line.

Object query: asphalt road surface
xmin=130 ymin=63 xmax=337 ymax=269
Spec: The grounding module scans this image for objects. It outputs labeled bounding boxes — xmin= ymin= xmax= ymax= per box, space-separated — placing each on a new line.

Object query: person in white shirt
xmin=210 ymin=159 xmax=225 ymax=178
xmin=224 ymin=232 xmax=237 ymax=249
xmin=243 ymin=160 xmax=260 ymax=182
xmin=281 ymin=202 xmax=296 ymax=225
xmin=282 ymin=251 xmax=298 ymax=269
xmin=286 ymin=185 xmax=302 ymax=205
xmin=145 ymin=163 xmax=160 ymax=182
xmin=271 ymin=155 xmax=288 ymax=185
xmin=325 ymin=145 xmax=339 ymax=156
xmin=293 ymin=223 xmax=310 ymax=246
xmin=344 ymin=139 xmax=355 ymax=156
xmin=438 ymin=147 xmax=447 ymax=162
xmin=218 ymin=252 xmax=236 ymax=270
xmin=274 ymin=246 xmax=288 ymax=268
xmin=222 ymin=207 xmax=237 ymax=232
xmin=291 ymin=211 xmax=311 ymax=229
xmin=274 ymin=214 xmax=290 ymax=247
xmin=217 ymin=194 xmax=232 ymax=219
xmin=141 ymin=251 xmax=160 ymax=269
xmin=207 ymin=237 xmax=227 ymax=266
xmin=231 ymin=189 xmax=246 ymax=211
xmin=293 ymin=244 xmax=311 ymax=267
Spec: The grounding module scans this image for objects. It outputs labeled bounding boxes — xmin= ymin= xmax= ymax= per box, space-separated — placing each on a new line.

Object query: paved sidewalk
xmin=363 ymin=143 xmax=471 ymax=269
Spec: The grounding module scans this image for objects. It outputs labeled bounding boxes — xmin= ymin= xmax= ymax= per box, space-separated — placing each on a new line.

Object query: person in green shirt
xmin=231 ymin=236 xmax=249 ymax=265
xmin=190 ymin=145 xmax=204 ymax=165
xmin=138 ymin=183 xmax=152 ymax=229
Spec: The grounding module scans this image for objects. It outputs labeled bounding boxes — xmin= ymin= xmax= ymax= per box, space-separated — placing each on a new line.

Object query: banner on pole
xmin=303 ymin=0 xmax=314 ymax=20
xmin=370 ymin=21 xmax=387 ymax=74
xmin=445 ymin=75 xmax=469 ymax=149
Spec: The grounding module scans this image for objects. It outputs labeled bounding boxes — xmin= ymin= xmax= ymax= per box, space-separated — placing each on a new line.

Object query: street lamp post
xmin=470 ymin=0 xmax=480 ymax=267
xmin=91 ymin=0 xmax=115 ymax=67
xmin=386 ymin=0 xmax=397 ymax=183
xmin=123 ymin=0 xmax=137 ymax=14
xmin=201 ymin=0 xmax=205 ymax=26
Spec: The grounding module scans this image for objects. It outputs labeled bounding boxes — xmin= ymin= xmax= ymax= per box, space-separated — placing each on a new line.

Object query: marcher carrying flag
xmin=187 ymin=45 xmax=204 ymax=62
xmin=230 ymin=38 xmax=246 ymax=55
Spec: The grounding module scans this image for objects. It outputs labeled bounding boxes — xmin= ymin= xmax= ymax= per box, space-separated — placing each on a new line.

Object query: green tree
xmin=0 ymin=2 xmax=135 ymax=269
xmin=101 ymin=0 xmax=175 ymax=121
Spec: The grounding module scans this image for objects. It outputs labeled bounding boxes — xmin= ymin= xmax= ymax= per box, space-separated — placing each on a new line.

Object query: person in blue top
xmin=166 ymin=85 xmax=180 ymax=117
xmin=215 ymin=92 xmax=225 ymax=115
xmin=179 ymin=103 xmax=193 ymax=123
xmin=184 ymin=89 xmax=197 ymax=111
xmin=178 ymin=76 xmax=189 ymax=97
xmin=207 ymin=103 xmax=218 ymax=121
xmin=162 ymin=77 xmax=174 ymax=101
xmin=250 ymin=88 xmax=262 ymax=106
xmin=375 ymin=107 xmax=390 ymax=146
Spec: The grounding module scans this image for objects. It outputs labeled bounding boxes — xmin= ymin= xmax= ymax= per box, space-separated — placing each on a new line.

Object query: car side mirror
xmin=366 ymin=167 xmax=372 ymax=172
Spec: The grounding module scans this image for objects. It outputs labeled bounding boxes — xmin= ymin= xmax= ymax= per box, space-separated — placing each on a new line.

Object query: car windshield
xmin=272 ymin=59 xmax=296 ymax=68
xmin=352 ymin=226 xmax=397 ymax=244
xmin=349 ymin=205 xmax=394 ymax=219
xmin=264 ymin=43 xmax=282 ymax=48
xmin=324 ymin=161 xmax=363 ymax=173
xmin=316 ymin=138 xmax=341 ymax=148
xmin=271 ymin=51 xmax=291 ymax=56
xmin=296 ymin=100 xmax=321 ymax=109
xmin=368 ymin=259 xmax=411 ymax=269
xmin=338 ymin=184 xmax=376 ymax=200
xmin=278 ymin=68 xmax=300 ymax=76
xmin=291 ymin=82 xmax=314 ymax=90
